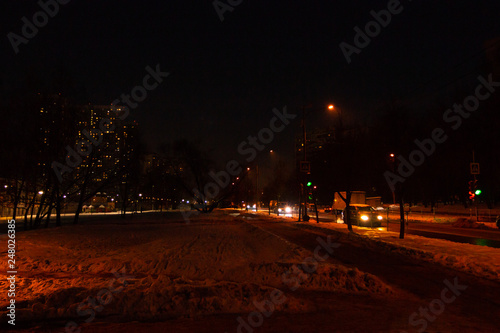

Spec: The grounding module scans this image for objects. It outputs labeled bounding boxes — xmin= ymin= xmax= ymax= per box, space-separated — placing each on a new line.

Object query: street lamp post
xmin=389 ymin=153 xmax=396 ymax=204
xmin=138 ymin=193 xmax=143 ymax=213
xmin=300 ymin=105 xmax=310 ymax=222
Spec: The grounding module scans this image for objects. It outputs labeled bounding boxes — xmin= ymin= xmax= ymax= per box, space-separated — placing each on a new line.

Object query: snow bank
xmin=451 ymin=217 xmax=494 ymax=230
xmin=294 ymin=222 xmax=500 ymax=283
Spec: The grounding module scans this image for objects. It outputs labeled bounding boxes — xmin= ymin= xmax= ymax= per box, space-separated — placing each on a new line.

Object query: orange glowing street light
xmin=327 ymin=103 xmax=343 ymax=132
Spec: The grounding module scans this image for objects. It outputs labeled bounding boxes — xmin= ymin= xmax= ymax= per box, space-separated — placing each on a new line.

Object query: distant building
xmin=74 ymin=104 xmax=138 ymax=183
xmin=295 ymin=127 xmax=337 ymax=163
xmin=141 ymin=153 xmax=162 ymax=174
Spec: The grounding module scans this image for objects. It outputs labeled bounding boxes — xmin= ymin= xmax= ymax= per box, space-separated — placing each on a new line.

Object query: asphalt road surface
xmin=306 ymin=211 xmax=500 ymax=249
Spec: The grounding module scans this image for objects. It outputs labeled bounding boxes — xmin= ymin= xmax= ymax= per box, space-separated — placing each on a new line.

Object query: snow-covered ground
xmin=292 ymin=219 xmax=500 ymax=283
xmin=1 ymin=210 xmax=499 ymax=332
xmin=0 ymin=212 xmax=391 ymax=331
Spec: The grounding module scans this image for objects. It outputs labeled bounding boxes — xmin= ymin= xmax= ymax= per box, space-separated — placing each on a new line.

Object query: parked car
xmin=342 ymin=204 xmax=383 ymax=227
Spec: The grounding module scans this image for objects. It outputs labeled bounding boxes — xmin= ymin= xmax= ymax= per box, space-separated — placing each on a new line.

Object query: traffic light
xmin=468 ymin=180 xmax=481 ymax=200
xmin=306 ymin=181 xmax=312 ymax=187
xmin=473 ymin=180 xmax=481 ymax=196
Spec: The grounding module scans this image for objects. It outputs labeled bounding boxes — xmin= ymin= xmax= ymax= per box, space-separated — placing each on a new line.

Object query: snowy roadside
xmin=255 ymin=212 xmax=500 ymax=283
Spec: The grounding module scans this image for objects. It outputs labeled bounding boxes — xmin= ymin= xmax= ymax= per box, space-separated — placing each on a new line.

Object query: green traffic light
xmin=306 ymin=182 xmax=312 ymax=187
xmin=475 ymin=189 xmax=482 ymax=195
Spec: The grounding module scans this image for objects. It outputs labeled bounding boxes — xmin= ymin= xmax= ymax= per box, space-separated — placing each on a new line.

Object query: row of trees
xmin=0 ymin=87 xmax=261 ymax=229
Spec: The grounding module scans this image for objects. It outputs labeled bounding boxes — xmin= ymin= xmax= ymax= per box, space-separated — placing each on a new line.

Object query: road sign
xmin=470 ymin=163 xmax=480 ymax=175
xmin=300 ymin=161 xmax=310 ymax=173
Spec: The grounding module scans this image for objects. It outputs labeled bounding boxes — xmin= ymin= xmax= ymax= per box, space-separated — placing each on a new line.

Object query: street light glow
xmin=328 ymin=104 xmax=334 ymax=110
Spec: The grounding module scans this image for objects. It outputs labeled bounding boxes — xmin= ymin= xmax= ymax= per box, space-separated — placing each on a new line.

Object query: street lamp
xmin=138 ymin=193 xmax=143 ymax=213
xmin=389 ymin=153 xmax=396 ymax=204
xmin=327 ymin=103 xmax=343 ymax=137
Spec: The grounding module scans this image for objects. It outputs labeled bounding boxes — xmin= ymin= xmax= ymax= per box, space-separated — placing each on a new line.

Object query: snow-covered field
xmin=1 ymin=210 xmax=499 ymax=332
xmin=0 ymin=212 xmax=393 ymax=331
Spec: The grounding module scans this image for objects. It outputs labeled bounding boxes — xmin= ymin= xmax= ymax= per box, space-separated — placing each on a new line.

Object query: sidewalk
xmin=0 ymin=210 xmax=164 ymax=222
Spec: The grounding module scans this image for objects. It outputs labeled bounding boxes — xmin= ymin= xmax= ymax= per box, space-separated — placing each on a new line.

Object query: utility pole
xmin=256 ymin=164 xmax=259 ymax=209
xmin=398 ymin=184 xmax=405 ymax=239
xmin=301 ymin=105 xmax=310 ymax=221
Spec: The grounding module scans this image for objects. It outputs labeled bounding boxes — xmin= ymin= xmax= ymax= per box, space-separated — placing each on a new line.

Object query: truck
xmin=332 ymin=191 xmax=366 ymax=211
xmin=331 ymin=191 xmax=382 ymax=222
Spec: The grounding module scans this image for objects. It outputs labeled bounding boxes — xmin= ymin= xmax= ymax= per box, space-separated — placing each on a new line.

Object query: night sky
xmin=2 ymin=1 xmax=500 ymax=167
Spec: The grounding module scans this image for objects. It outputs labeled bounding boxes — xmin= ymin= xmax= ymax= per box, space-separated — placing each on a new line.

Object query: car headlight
xmin=285 ymin=206 xmax=292 ymax=213
xmin=361 ymin=215 xmax=369 ymax=221
xmin=377 ymin=215 xmax=383 ymax=220
xmin=278 ymin=208 xmax=282 ymax=212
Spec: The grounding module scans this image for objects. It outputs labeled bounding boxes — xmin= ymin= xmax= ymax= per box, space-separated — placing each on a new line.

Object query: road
xmin=0 ymin=211 xmax=158 ymax=238
xmin=386 ymin=220 xmax=500 ymax=248
xmin=256 ymin=209 xmax=500 ymax=249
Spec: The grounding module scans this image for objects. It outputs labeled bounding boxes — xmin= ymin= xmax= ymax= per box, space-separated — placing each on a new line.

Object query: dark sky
xmin=1 ymin=1 xmax=500 ymax=168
